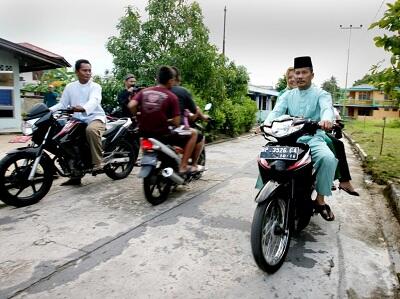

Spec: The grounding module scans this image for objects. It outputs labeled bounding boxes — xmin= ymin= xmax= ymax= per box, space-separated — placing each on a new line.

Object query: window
xmin=0 ymin=70 xmax=14 ymax=118
xmin=0 ymin=90 xmax=13 ymax=105
xmin=358 ymin=108 xmax=373 ymax=116
xmin=262 ymin=96 xmax=267 ymax=110
xmin=358 ymin=91 xmax=370 ymax=100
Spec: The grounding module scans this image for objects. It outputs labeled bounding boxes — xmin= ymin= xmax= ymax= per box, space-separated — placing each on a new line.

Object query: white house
xmin=248 ymin=84 xmax=279 ymax=123
xmin=0 ymin=38 xmax=70 ymax=132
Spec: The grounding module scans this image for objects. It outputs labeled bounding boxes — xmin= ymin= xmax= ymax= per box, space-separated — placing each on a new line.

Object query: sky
xmin=1 ymin=0 xmax=392 ymax=88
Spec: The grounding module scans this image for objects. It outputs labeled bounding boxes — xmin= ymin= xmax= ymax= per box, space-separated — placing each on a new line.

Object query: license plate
xmin=141 ymin=153 xmax=158 ymax=166
xmin=260 ymin=146 xmax=299 ymax=160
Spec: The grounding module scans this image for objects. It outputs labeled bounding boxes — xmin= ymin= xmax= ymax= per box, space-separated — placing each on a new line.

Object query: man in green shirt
xmin=266 ymin=56 xmax=337 ymax=221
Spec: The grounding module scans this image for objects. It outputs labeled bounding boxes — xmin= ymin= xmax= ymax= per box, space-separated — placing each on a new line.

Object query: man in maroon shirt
xmin=128 ymin=66 xmax=197 ymax=174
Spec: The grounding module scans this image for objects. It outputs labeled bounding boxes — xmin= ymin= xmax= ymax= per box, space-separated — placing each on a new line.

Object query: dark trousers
xmin=327 ymin=133 xmax=351 ymax=182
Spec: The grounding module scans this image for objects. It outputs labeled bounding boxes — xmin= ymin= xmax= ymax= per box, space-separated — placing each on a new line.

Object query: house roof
xmin=0 ymin=37 xmax=70 ymax=73
xmin=248 ymin=84 xmax=279 ymax=96
xmin=348 ymin=84 xmax=378 ymax=91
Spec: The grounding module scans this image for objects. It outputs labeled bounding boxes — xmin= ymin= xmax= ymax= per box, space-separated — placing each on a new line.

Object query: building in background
xmin=0 ymin=38 xmax=70 ymax=132
xmin=334 ymin=84 xmax=399 ymax=119
xmin=248 ymin=84 xmax=279 ymax=123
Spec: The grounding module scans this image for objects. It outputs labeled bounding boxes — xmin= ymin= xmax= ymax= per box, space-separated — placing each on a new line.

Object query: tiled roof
xmin=0 ymin=37 xmax=70 ymax=72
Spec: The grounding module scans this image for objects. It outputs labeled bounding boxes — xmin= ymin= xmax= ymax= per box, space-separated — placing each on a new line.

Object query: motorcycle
xmin=0 ymin=103 xmax=139 ymax=207
xmin=250 ymin=115 xmax=321 ymax=273
xmin=138 ymin=103 xmax=212 ymax=205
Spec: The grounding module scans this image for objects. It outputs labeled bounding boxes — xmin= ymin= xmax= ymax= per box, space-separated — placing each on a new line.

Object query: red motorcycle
xmin=0 ymin=103 xmax=139 ymax=207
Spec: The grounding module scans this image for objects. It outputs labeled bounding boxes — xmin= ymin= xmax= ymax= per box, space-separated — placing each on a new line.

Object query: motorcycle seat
xmin=104 ymin=119 xmax=126 ymax=137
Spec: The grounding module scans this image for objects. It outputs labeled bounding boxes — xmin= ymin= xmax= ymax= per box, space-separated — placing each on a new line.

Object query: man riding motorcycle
xmin=50 ymin=59 xmax=106 ymax=185
xmin=128 ymin=66 xmax=198 ymax=174
xmin=265 ymin=56 xmax=338 ymax=221
xmin=171 ymin=67 xmax=209 ymax=172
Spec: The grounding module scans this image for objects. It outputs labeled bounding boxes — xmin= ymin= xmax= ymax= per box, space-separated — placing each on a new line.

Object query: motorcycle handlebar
xmin=56 ymin=108 xmax=74 ymax=115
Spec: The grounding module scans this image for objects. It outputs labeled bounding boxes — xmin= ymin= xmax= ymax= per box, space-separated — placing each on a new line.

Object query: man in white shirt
xmin=51 ymin=59 xmax=106 ymax=185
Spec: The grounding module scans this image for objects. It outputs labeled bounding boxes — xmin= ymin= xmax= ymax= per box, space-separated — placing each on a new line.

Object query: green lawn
xmin=344 ymin=118 xmax=400 ymax=184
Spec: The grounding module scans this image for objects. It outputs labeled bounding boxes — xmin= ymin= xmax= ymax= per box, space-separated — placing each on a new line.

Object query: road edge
xmin=343 ymin=131 xmax=400 ymax=223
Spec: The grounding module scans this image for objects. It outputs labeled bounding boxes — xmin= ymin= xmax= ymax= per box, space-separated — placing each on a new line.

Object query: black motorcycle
xmin=0 ymin=103 xmax=139 ymax=207
xmin=138 ymin=104 xmax=212 ymax=205
xmin=251 ymin=115 xmax=321 ymax=273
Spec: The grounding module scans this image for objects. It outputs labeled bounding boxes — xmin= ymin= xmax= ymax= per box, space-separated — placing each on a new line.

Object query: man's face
xmin=76 ymin=63 xmax=92 ymax=83
xmin=126 ymin=77 xmax=136 ymax=88
xmin=294 ymin=67 xmax=313 ymax=89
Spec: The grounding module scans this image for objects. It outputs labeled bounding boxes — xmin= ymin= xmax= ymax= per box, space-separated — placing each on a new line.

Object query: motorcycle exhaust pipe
xmin=161 ymin=167 xmax=184 ymax=185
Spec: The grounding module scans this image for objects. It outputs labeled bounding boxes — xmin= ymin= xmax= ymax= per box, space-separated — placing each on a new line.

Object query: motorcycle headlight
xmin=21 ymin=118 xmax=40 ymax=136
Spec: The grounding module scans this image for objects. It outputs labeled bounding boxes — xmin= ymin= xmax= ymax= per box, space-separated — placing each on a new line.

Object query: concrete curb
xmin=384 ymin=183 xmax=400 ymax=220
xmin=343 ymin=131 xmax=368 ymax=161
xmin=344 ymin=131 xmax=400 ymax=221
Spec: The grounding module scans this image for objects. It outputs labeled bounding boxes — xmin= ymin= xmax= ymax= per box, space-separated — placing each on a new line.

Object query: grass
xmin=344 ymin=118 xmax=400 ymax=184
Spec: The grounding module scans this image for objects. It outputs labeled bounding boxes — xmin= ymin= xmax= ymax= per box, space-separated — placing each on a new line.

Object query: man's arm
xmin=171 ymin=116 xmax=180 ymax=127
xmin=81 ymin=84 xmax=102 ymax=115
xmin=169 ymin=94 xmax=181 ymax=127
xmin=128 ymin=99 xmax=139 ymax=115
xmin=50 ymin=87 xmax=69 ymax=112
xmin=318 ymin=90 xmax=334 ymax=130
xmin=128 ymin=90 xmax=142 ymax=115
xmin=265 ymin=92 xmax=289 ymax=124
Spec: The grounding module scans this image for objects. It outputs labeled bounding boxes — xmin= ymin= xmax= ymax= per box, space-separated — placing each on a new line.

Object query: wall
xmin=0 ymin=49 xmax=21 ymax=132
xmin=373 ymin=108 xmax=399 ymax=119
xmin=372 ymin=90 xmax=385 ymax=101
xmin=358 ymin=108 xmax=399 ymax=120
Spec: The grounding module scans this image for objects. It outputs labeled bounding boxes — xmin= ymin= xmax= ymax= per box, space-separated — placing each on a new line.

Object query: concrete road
xmin=0 ymin=135 xmax=399 ymax=298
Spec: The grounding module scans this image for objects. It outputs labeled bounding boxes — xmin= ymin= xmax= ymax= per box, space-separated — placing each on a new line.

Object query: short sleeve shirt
xmin=132 ymin=86 xmax=180 ymax=136
xmin=171 ymin=86 xmax=197 ymax=119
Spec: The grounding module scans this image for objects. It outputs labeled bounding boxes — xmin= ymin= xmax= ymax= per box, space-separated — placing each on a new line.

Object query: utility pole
xmin=339 ymin=24 xmax=363 ymax=116
xmin=223 ymin=6 xmax=227 ymax=56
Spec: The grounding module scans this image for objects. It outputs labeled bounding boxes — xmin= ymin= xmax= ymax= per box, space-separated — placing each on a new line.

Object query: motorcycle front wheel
xmin=0 ymin=151 xmax=53 ymax=207
xmin=143 ymin=168 xmax=172 ymax=205
xmin=251 ymin=195 xmax=291 ymax=273
xmin=104 ymin=139 xmax=137 ymax=180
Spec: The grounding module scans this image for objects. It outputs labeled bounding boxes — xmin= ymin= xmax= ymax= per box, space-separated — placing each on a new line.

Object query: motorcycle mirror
xmin=204 ymin=103 xmax=212 ymax=111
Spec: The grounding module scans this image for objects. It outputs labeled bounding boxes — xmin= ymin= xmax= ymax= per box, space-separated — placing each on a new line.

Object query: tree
xmin=369 ymin=0 xmax=400 ymax=106
xmin=106 ymin=0 xmax=255 ymax=136
xmin=353 ymin=73 xmax=376 ymax=86
xmin=321 ymin=76 xmax=340 ymax=102
xmin=275 ymin=74 xmax=287 ymax=92
xmin=22 ymin=68 xmax=75 ymax=94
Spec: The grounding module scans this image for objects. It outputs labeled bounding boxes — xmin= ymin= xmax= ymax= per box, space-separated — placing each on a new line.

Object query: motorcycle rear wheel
xmin=0 ymin=152 xmax=53 ymax=207
xmin=251 ymin=195 xmax=291 ymax=273
xmin=143 ymin=168 xmax=172 ymax=205
xmin=192 ymin=149 xmax=206 ymax=180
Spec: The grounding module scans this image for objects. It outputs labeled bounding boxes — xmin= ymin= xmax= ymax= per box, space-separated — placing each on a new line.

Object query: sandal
xmin=178 ymin=166 xmax=197 ymax=176
xmin=338 ymin=186 xmax=359 ymax=196
xmin=314 ymin=203 xmax=335 ymax=221
xmin=193 ymin=165 xmax=205 ymax=172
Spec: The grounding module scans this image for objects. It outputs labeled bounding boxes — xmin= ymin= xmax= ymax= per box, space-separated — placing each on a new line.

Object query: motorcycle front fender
xmin=6 ymin=146 xmax=40 ymax=156
xmin=255 ymin=180 xmax=281 ymax=203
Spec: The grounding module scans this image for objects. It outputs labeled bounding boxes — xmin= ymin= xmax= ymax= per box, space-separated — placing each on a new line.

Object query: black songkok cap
xmin=294 ymin=56 xmax=313 ymax=69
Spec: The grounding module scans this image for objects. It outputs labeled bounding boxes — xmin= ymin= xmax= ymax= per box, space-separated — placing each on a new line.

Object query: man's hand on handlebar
xmin=72 ymin=105 xmax=85 ymax=113
xmin=319 ymin=120 xmax=333 ymax=131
